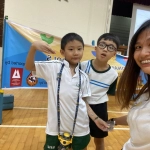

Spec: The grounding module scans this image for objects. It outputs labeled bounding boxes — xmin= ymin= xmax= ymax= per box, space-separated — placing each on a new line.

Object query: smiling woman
xmin=115 ymin=19 xmax=150 ymax=150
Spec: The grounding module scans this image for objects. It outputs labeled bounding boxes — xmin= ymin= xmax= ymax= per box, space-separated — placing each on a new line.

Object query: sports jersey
xmin=81 ymin=60 xmax=118 ymax=104
xmin=33 ymin=60 xmax=91 ymax=136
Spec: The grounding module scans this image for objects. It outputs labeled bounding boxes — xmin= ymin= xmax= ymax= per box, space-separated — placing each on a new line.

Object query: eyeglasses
xmin=98 ymin=42 xmax=117 ymax=52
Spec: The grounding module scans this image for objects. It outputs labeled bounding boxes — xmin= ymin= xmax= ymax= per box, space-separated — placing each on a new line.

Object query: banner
xmin=2 ymin=19 xmax=128 ymax=88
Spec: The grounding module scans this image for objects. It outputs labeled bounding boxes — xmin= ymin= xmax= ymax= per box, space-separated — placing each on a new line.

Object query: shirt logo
xmin=47 ymin=145 xmax=55 ymax=149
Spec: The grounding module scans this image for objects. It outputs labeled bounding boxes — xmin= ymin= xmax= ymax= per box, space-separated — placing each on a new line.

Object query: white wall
xmin=4 ymin=0 xmax=113 ymax=45
xmin=1 ymin=0 xmax=113 ymax=86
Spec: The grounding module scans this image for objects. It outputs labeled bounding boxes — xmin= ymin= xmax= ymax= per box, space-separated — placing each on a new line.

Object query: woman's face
xmin=134 ymin=28 xmax=150 ymax=74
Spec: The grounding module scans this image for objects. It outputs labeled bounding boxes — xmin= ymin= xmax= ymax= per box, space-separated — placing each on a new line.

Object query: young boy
xmin=81 ymin=33 xmax=120 ymax=150
xmin=25 ymin=33 xmax=108 ymax=150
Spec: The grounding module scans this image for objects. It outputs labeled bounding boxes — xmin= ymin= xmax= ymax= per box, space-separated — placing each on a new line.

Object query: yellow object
xmin=58 ymin=132 xmax=72 ymax=146
xmin=0 ymin=89 xmax=4 ymax=94
xmin=64 ymin=132 xmax=70 ymax=138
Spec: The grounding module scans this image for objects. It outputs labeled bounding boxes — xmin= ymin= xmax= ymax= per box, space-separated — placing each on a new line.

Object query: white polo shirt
xmin=33 ymin=60 xmax=91 ymax=136
xmin=123 ymin=92 xmax=150 ymax=150
xmin=81 ymin=60 xmax=118 ymax=104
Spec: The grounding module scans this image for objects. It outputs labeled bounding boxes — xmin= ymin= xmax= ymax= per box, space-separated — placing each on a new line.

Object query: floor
xmin=0 ymin=89 xmax=130 ymax=150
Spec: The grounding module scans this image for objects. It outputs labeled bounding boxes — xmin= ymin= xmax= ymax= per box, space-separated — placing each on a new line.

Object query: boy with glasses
xmin=81 ymin=33 xmax=120 ymax=150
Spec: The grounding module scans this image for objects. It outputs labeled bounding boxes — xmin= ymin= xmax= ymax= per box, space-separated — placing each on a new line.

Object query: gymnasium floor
xmin=0 ymin=89 xmax=130 ymax=150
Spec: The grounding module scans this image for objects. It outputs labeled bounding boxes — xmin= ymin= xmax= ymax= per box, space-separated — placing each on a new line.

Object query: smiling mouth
xmin=141 ymin=60 xmax=150 ymax=64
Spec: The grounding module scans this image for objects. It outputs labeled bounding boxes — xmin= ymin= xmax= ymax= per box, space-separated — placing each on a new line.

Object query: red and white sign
xmin=10 ymin=68 xmax=23 ymax=87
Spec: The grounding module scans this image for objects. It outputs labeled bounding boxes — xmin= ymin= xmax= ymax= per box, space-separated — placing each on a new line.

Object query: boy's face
xmin=60 ymin=40 xmax=84 ymax=66
xmin=95 ymin=39 xmax=117 ymax=62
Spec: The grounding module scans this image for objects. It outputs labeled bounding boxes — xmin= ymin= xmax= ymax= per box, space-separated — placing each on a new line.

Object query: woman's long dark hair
xmin=116 ymin=20 xmax=150 ymax=109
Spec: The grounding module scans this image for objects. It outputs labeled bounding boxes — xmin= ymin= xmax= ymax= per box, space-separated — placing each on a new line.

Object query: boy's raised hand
xmin=94 ymin=118 xmax=109 ymax=131
xmin=32 ymin=41 xmax=56 ymax=54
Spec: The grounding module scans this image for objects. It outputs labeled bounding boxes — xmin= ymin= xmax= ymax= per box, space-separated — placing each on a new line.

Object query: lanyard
xmin=57 ymin=63 xmax=81 ymax=137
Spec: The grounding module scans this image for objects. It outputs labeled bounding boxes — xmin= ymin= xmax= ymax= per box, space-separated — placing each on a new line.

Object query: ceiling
xmin=112 ymin=0 xmax=150 ymax=18
xmin=112 ymin=0 xmax=133 ymax=18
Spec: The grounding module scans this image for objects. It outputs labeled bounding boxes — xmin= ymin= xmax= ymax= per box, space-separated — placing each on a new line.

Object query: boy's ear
xmin=94 ymin=46 xmax=97 ymax=51
xmin=112 ymin=51 xmax=117 ymax=57
xmin=60 ymin=49 xmax=65 ymax=56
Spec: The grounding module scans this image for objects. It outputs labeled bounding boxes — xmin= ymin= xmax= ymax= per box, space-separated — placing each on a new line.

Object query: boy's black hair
xmin=97 ymin=33 xmax=120 ymax=49
xmin=61 ymin=33 xmax=84 ymax=50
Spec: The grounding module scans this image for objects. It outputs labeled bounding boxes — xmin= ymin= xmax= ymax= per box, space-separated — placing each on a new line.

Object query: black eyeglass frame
xmin=97 ymin=42 xmax=117 ymax=52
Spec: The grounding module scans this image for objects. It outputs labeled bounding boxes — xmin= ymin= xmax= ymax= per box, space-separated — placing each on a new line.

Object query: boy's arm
xmin=25 ymin=45 xmax=36 ymax=71
xmin=83 ymin=98 xmax=108 ymax=131
xmin=25 ymin=41 xmax=55 ymax=71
